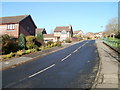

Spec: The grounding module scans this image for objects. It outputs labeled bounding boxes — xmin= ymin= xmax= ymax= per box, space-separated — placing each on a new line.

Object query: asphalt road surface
xmin=2 ymin=40 xmax=99 ymax=88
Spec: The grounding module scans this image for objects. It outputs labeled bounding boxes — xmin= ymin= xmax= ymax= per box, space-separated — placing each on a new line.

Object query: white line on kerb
xmin=28 ymin=64 xmax=55 ymax=78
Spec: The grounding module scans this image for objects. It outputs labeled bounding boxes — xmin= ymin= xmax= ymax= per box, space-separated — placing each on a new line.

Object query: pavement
xmin=92 ymin=39 xmax=120 ymax=89
xmin=1 ymin=41 xmax=81 ymax=71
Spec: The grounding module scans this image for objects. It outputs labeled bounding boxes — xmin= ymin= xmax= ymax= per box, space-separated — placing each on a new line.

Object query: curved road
xmin=3 ymin=40 xmax=99 ymax=88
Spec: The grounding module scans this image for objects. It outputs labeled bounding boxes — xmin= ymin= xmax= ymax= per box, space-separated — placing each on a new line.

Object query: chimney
xmin=69 ymin=24 xmax=72 ymax=29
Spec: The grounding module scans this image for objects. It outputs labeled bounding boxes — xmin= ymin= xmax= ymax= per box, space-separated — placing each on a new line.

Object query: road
xmin=2 ymin=40 xmax=99 ymax=88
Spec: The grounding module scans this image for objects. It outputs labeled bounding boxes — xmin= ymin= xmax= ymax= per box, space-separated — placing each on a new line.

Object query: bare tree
xmin=105 ymin=17 xmax=119 ymax=38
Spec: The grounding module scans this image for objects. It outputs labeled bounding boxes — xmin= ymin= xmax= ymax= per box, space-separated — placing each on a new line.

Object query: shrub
xmin=26 ymin=36 xmax=36 ymax=42
xmin=35 ymin=40 xmax=42 ymax=47
xmin=26 ymin=42 xmax=34 ymax=49
xmin=33 ymin=45 xmax=38 ymax=49
xmin=51 ymin=44 xmax=54 ymax=47
xmin=3 ymin=52 xmax=15 ymax=59
xmin=3 ymin=54 xmax=11 ymax=59
xmin=25 ymin=49 xmax=31 ymax=54
xmin=1 ymin=34 xmax=10 ymax=43
xmin=47 ymin=44 xmax=51 ymax=48
xmin=56 ymin=41 xmax=62 ymax=46
xmin=41 ymin=46 xmax=46 ymax=50
xmin=18 ymin=34 xmax=26 ymax=50
xmin=30 ymin=49 xmax=36 ymax=52
xmin=65 ymin=39 xmax=72 ymax=43
xmin=16 ymin=50 xmax=25 ymax=56
xmin=37 ymin=33 xmax=43 ymax=41
xmin=46 ymin=41 xmax=53 ymax=46
xmin=26 ymin=36 xmax=40 ymax=49
xmin=53 ymin=43 xmax=57 ymax=47
xmin=2 ymin=39 xmax=19 ymax=54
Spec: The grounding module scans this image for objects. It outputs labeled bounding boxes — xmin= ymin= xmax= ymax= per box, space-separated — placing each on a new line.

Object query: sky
xmin=1 ymin=2 xmax=118 ymax=34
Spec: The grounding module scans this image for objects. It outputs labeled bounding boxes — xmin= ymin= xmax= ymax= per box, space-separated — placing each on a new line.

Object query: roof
xmin=0 ymin=15 xmax=29 ymax=24
xmin=54 ymin=26 xmax=72 ymax=32
xmin=73 ymin=30 xmax=83 ymax=34
xmin=43 ymin=34 xmax=54 ymax=38
xmin=36 ymin=28 xmax=45 ymax=33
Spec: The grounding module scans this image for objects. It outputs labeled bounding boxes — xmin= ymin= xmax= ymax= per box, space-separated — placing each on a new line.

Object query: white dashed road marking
xmin=28 ymin=64 xmax=55 ymax=78
xmin=61 ymin=41 xmax=89 ymax=62
xmin=61 ymin=54 xmax=72 ymax=61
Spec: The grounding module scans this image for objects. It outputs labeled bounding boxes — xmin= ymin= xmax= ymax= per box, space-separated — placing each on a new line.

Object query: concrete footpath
xmin=92 ymin=40 xmax=120 ymax=89
xmin=1 ymin=41 xmax=81 ymax=71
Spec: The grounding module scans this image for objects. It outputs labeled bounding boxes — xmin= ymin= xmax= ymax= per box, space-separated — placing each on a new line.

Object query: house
xmin=43 ymin=25 xmax=73 ymax=42
xmin=54 ymin=25 xmax=73 ymax=41
xmin=43 ymin=34 xmax=55 ymax=42
xmin=36 ymin=28 xmax=47 ymax=36
xmin=0 ymin=15 xmax=37 ymax=38
xmin=85 ymin=32 xmax=95 ymax=40
xmin=94 ymin=32 xmax=104 ymax=39
xmin=73 ymin=30 xmax=84 ymax=38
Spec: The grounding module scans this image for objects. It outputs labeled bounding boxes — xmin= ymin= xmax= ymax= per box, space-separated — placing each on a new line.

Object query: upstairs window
xmin=7 ymin=24 xmax=15 ymax=30
xmin=61 ymin=30 xmax=67 ymax=34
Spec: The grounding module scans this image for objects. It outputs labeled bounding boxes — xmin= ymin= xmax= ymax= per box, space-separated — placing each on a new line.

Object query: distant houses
xmin=36 ymin=28 xmax=47 ymax=36
xmin=44 ymin=25 xmax=73 ymax=42
xmin=85 ymin=32 xmax=95 ymax=40
xmin=94 ymin=32 xmax=103 ymax=39
xmin=0 ymin=14 xmax=105 ymax=42
xmin=54 ymin=25 xmax=73 ymax=41
xmin=0 ymin=15 xmax=37 ymax=38
xmin=73 ymin=30 xmax=84 ymax=38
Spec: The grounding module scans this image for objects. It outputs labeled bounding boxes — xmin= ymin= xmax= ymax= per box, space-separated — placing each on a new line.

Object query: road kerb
xmin=91 ymin=40 xmax=102 ymax=89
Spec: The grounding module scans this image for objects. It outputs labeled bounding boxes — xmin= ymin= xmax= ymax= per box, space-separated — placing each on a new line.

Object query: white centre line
xmin=61 ymin=54 xmax=71 ymax=61
xmin=61 ymin=41 xmax=90 ymax=62
xmin=28 ymin=64 xmax=55 ymax=78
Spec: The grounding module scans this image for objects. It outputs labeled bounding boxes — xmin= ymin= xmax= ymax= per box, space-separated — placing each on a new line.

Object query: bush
xmin=25 ymin=49 xmax=31 ymax=54
xmin=46 ymin=41 xmax=53 ymax=46
xmin=41 ymin=46 xmax=46 ymax=50
xmin=2 ymin=39 xmax=19 ymax=54
xmin=16 ymin=50 xmax=25 ymax=56
xmin=3 ymin=52 xmax=15 ymax=59
xmin=56 ymin=41 xmax=62 ymax=46
xmin=26 ymin=36 xmax=36 ymax=42
xmin=30 ymin=49 xmax=37 ymax=52
xmin=51 ymin=44 xmax=54 ymax=47
xmin=18 ymin=34 xmax=26 ymax=50
xmin=65 ymin=39 xmax=72 ymax=43
xmin=47 ymin=44 xmax=51 ymax=48
xmin=33 ymin=45 xmax=38 ymax=49
xmin=37 ymin=33 xmax=43 ymax=41
xmin=53 ymin=43 xmax=57 ymax=47
xmin=26 ymin=36 xmax=41 ymax=49
xmin=26 ymin=42 xmax=34 ymax=49
xmin=1 ymin=34 xmax=10 ymax=43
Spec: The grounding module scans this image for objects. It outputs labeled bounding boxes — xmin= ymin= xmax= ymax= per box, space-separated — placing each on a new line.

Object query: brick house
xmin=94 ymin=32 xmax=104 ymax=39
xmin=73 ymin=30 xmax=84 ymax=38
xmin=54 ymin=25 xmax=73 ymax=41
xmin=85 ymin=32 xmax=95 ymax=40
xmin=43 ymin=34 xmax=55 ymax=42
xmin=36 ymin=28 xmax=47 ymax=36
xmin=0 ymin=15 xmax=37 ymax=38
xmin=43 ymin=25 xmax=73 ymax=42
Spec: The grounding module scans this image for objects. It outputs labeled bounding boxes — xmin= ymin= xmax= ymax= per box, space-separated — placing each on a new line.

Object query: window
xmin=27 ymin=26 xmax=29 ymax=31
xmin=7 ymin=24 xmax=15 ymax=30
xmin=61 ymin=30 xmax=67 ymax=34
